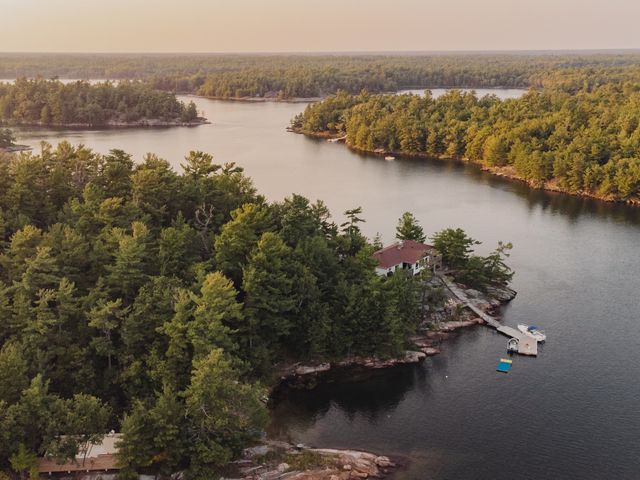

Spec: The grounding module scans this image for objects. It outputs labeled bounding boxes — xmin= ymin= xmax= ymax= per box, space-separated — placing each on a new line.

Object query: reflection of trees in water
xmin=502 ymin=176 xmax=640 ymax=226
xmin=394 ymin=155 xmax=640 ymax=226
xmin=268 ymin=365 xmax=422 ymax=440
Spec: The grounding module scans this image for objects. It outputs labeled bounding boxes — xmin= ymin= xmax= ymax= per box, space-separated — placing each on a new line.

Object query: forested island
xmin=0 ymin=79 xmax=204 ymax=127
xmin=0 ymin=143 xmax=513 ymax=479
xmin=291 ymin=88 xmax=640 ymax=204
xmin=4 ymin=52 xmax=640 ymax=99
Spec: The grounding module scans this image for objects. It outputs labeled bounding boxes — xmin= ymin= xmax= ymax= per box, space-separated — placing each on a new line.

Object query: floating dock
xmin=496 ymin=326 xmax=538 ymax=356
xmin=436 ymin=275 xmax=538 ymax=356
xmin=496 ymin=358 xmax=513 ymax=373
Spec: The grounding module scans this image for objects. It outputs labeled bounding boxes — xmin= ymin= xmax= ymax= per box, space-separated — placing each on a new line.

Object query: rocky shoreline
xmin=264 ymin=280 xmax=515 ymax=478
xmin=271 ymin=279 xmax=516 ymax=395
xmin=227 ymin=440 xmax=398 ymax=480
xmin=201 ymin=95 xmax=323 ymax=103
xmin=1 ymin=117 xmax=209 ymax=129
xmin=290 ymin=128 xmax=640 ymax=206
xmin=0 ymin=144 xmax=32 ymax=153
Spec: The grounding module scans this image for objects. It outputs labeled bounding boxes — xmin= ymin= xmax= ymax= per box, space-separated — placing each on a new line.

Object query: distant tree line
xmin=292 ymin=87 xmax=640 ymax=202
xmin=5 ymin=52 xmax=640 ymax=99
xmin=0 ymin=79 xmax=199 ymax=126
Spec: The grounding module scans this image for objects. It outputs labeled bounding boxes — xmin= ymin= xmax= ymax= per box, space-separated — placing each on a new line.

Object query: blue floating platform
xmin=496 ymin=358 xmax=513 ymax=373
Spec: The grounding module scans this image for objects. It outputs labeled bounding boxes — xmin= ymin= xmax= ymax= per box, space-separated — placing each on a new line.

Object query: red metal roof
xmin=373 ymin=240 xmax=433 ymax=269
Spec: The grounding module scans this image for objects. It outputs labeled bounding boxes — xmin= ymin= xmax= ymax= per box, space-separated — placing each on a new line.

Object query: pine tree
xmin=242 ymin=232 xmax=298 ymax=366
xmin=214 ymin=203 xmax=273 ymax=286
xmin=395 ymin=212 xmax=426 ymax=243
xmin=0 ymin=342 xmax=29 ymax=405
xmin=105 ymin=222 xmax=150 ymax=302
xmin=189 ymin=272 xmax=242 ymax=360
xmin=185 ymin=349 xmax=267 ymax=479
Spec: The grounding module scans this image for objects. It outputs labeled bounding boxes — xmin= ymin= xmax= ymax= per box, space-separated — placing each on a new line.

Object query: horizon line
xmin=2 ymin=47 xmax=640 ymax=56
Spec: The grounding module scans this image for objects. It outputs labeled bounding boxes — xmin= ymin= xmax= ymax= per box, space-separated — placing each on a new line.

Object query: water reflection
xmin=269 ymin=365 xmax=420 ymax=440
xmin=392 ymin=154 xmax=640 ymax=226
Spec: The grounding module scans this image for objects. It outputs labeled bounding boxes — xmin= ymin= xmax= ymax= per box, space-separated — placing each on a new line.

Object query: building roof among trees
xmin=373 ymin=240 xmax=433 ymax=269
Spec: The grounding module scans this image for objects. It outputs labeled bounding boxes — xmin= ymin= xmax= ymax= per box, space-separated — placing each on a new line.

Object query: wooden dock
xmin=436 ymin=275 xmax=537 ymax=356
xmin=496 ymin=326 xmax=538 ymax=356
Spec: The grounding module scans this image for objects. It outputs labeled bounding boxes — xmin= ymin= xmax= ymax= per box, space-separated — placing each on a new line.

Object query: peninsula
xmin=0 ymin=145 xmax=514 ymax=480
xmin=291 ymin=89 xmax=640 ymax=205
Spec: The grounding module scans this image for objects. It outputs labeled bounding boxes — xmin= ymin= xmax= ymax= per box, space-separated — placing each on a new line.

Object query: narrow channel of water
xmin=13 ymin=91 xmax=640 ymax=480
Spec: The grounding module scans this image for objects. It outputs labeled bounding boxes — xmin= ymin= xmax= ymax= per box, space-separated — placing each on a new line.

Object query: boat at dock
xmin=517 ymin=324 xmax=546 ymax=342
xmin=507 ymin=338 xmax=519 ymax=353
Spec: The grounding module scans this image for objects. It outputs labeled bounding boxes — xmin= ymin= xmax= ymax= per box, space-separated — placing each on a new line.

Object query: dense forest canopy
xmin=4 ymin=52 xmax=640 ymax=98
xmin=0 ymin=79 xmax=199 ymax=126
xmin=292 ymin=86 xmax=640 ymax=203
xmin=0 ymin=144 xmax=516 ymax=478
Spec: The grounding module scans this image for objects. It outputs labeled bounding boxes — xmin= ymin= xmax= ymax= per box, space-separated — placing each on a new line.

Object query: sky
xmin=1 ymin=0 xmax=640 ymax=53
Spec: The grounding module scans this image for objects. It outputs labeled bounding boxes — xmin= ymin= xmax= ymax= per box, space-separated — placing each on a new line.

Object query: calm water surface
xmin=15 ymin=92 xmax=640 ymax=480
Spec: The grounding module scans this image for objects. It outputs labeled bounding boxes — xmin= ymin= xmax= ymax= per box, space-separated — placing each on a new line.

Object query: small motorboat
xmin=507 ymin=338 xmax=519 ymax=353
xmin=517 ymin=324 xmax=546 ymax=342
xmin=384 ymin=156 xmax=396 ymax=161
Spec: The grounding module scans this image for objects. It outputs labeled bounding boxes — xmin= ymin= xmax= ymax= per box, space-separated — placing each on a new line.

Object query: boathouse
xmin=373 ymin=240 xmax=441 ymax=276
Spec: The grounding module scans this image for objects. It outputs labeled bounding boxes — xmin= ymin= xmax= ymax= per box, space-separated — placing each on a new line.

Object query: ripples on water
xmin=14 ymin=92 xmax=640 ymax=480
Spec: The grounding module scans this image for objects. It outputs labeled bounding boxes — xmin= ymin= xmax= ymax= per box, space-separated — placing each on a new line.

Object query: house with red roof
xmin=373 ymin=239 xmax=441 ymax=276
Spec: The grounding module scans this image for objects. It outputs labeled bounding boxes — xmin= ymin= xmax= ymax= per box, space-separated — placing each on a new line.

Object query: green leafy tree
xmin=9 ymin=444 xmax=37 ymax=480
xmin=158 ymin=289 xmax=195 ymax=391
xmin=88 ymin=298 xmax=129 ymax=371
xmin=189 ymin=272 xmax=242 ymax=360
xmin=158 ymin=214 xmax=198 ymax=278
xmin=120 ymin=276 xmax=181 ymax=401
xmin=117 ymin=386 xmax=186 ymax=478
xmin=0 ymin=342 xmax=29 ymax=405
xmin=242 ymin=232 xmax=305 ymax=367
xmin=46 ymin=394 xmax=111 ymax=463
xmin=105 ymin=222 xmax=151 ymax=302
xmin=395 ymin=212 xmax=426 ymax=242
xmin=339 ymin=207 xmax=367 ymax=255
xmin=480 ymin=241 xmax=514 ymax=287
xmin=431 ymin=228 xmax=480 ymax=270
xmin=0 ymin=128 xmax=16 ymax=148
xmin=185 ymin=349 xmax=267 ymax=479
xmin=131 ymin=155 xmax=178 ymax=227
xmin=214 ymin=203 xmax=273 ymax=285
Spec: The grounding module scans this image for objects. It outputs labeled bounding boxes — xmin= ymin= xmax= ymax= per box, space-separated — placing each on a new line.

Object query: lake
xmin=14 ymin=91 xmax=640 ymax=480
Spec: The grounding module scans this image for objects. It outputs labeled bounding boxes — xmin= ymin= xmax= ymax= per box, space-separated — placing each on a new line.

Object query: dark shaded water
xmin=15 ymin=93 xmax=640 ymax=480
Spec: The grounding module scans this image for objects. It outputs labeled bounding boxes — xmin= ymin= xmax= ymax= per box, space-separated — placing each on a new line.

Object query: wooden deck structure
xmin=496 ymin=325 xmax=538 ymax=356
xmin=436 ymin=275 xmax=538 ymax=356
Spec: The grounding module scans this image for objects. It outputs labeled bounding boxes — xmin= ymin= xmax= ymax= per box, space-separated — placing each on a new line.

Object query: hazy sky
xmin=1 ymin=0 xmax=640 ymax=53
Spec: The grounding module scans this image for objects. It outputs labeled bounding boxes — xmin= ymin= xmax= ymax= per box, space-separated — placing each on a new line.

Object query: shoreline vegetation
xmin=272 ymin=279 xmax=516 ymax=396
xmin=0 ymin=127 xmax=31 ymax=153
xmin=5 ymin=51 xmax=640 ymax=99
xmin=290 ymin=89 xmax=640 ymax=206
xmin=293 ymin=127 xmax=640 ymax=206
xmin=0 ymin=78 xmax=207 ymax=128
xmin=0 ymin=143 xmax=514 ymax=479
